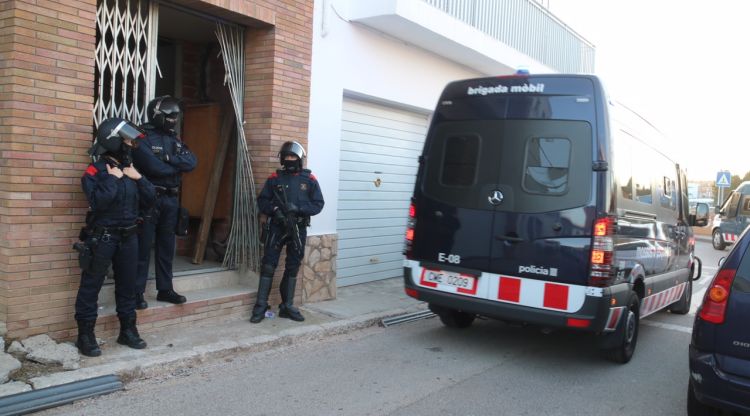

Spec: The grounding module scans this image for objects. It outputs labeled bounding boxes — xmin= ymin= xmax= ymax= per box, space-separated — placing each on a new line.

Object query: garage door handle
xmin=495 ymin=235 xmax=523 ymax=243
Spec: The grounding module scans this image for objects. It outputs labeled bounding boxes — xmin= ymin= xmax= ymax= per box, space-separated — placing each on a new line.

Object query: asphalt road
xmin=41 ymin=239 xmax=724 ymax=416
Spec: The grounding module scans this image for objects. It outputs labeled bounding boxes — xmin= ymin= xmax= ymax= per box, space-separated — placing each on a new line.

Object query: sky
xmin=546 ymin=0 xmax=750 ymax=182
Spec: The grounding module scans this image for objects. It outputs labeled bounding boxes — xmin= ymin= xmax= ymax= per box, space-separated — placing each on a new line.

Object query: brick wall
xmin=0 ymin=0 xmax=314 ymax=341
xmin=0 ymin=0 xmax=97 ymax=340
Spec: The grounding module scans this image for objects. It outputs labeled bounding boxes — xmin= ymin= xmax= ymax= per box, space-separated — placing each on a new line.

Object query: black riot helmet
xmin=146 ymin=95 xmax=182 ymax=132
xmin=90 ymin=117 xmax=145 ymax=157
xmin=278 ymin=141 xmax=306 ymax=172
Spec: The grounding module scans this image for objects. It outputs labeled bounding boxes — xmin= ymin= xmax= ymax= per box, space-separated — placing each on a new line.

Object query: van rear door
xmin=415 ymin=76 xmax=599 ymax=287
xmin=488 ymin=119 xmax=594 ymax=286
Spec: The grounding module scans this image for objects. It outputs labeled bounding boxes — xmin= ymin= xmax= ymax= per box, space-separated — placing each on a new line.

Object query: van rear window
xmin=441 ymin=135 xmax=479 ymax=186
xmin=523 ymin=137 xmax=570 ymax=195
xmin=422 ymin=120 xmax=592 ymax=212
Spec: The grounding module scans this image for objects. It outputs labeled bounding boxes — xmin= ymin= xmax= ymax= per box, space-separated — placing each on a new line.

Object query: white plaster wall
xmin=306 ymin=0 xmax=484 ymax=236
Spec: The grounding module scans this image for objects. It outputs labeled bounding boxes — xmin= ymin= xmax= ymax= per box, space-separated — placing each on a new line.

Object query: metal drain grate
xmin=381 ymin=310 xmax=436 ymax=327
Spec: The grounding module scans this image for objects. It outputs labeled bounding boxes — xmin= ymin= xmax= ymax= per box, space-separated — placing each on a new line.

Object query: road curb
xmin=28 ymin=305 xmax=428 ymax=390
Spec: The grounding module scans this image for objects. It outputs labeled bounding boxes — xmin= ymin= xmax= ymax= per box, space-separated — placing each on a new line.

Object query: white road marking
xmin=641 ymin=320 xmax=693 ymax=334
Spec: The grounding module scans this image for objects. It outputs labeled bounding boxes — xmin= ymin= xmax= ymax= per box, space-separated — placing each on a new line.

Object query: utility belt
xmin=90 ymin=224 xmax=139 ymax=239
xmin=154 ymin=185 xmax=179 ymax=197
xmin=73 ymin=223 xmax=137 ymax=275
xmin=271 ymin=215 xmax=310 ymax=227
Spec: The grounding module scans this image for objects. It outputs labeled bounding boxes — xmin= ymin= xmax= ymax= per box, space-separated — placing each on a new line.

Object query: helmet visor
xmin=112 ymin=121 xmax=145 ymax=143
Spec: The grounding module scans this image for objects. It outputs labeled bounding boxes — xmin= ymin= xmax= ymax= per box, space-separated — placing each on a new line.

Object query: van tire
xmin=712 ymin=229 xmax=726 ymax=250
xmin=600 ymin=291 xmax=640 ymax=364
xmin=437 ymin=309 xmax=475 ymax=329
xmin=668 ymin=280 xmax=692 ymax=315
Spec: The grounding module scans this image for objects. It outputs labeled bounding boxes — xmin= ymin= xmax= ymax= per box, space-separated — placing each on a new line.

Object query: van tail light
xmin=698 ymin=268 xmax=736 ymax=324
xmin=404 ymin=199 xmax=416 ymax=259
xmin=588 ymin=216 xmax=615 ymax=287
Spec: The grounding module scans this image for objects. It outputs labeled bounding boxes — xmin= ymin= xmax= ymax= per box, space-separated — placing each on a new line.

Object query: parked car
xmin=689 ymin=226 xmax=750 ymax=415
xmin=712 ymin=181 xmax=750 ymax=250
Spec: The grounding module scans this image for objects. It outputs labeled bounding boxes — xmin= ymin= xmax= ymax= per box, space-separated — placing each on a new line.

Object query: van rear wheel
xmin=668 ymin=279 xmax=692 ymax=315
xmin=431 ymin=307 xmax=475 ymax=328
xmin=600 ymin=291 xmax=640 ymax=364
xmin=712 ymin=229 xmax=726 ymax=250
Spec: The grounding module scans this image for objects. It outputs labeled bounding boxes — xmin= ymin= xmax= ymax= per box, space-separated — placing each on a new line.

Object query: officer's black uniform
xmin=251 ymin=141 xmax=324 ymax=323
xmin=75 ymin=117 xmax=155 ymax=357
xmin=132 ymin=96 xmax=197 ymax=308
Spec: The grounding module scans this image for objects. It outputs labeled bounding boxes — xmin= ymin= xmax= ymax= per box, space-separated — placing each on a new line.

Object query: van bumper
xmin=689 ymin=345 xmax=750 ymax=414
xmin=404 ymin=268 xmax=627 ymax=332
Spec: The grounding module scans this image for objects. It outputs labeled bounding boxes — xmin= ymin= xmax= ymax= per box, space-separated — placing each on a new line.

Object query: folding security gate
xmin=94 ymin=0 xmax=159 ymax=127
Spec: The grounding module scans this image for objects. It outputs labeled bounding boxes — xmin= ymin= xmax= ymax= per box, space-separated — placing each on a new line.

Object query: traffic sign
xmin=716 ymin=171 xmax=731 ymax=188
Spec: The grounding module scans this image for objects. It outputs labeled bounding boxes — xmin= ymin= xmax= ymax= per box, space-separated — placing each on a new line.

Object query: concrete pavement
xmin=22 ymin=278 xmax=426 ymax=391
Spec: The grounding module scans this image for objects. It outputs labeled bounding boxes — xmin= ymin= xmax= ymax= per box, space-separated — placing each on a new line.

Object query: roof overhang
xmin=345 ymin=0 xmax=555 ymax=76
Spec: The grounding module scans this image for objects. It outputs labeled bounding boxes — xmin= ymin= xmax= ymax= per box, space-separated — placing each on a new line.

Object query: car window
xmin=741 ymin=195 xmax=750 ymax=216
xmin=735 ymin=240 xmax=750 ymax=293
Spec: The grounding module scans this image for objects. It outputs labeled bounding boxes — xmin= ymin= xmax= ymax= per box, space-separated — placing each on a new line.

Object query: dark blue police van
xmin=403 ymin=74 xmax=709 ymax=363
xmin=712 ymin=181 xmax=750 ymax=250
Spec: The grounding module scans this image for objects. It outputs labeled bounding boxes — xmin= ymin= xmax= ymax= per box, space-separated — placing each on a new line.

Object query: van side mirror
xmin=690 ymin=202 xmax=710 ymax=227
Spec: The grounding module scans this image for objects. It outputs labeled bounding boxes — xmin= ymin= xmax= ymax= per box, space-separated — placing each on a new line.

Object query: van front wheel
xmin=600 ymin=291 xmax=640 ymax=364
xmin=712 ymin=229 xmax=726 ymax=250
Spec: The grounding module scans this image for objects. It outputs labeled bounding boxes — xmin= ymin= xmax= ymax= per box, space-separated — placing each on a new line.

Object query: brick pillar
xmin=0 ymin=0 xmax=97 ymax=340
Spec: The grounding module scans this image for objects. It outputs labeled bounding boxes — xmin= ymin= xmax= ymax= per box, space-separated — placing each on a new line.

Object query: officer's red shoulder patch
xmin=269 ymin=172 xmax=278 ymax=179
xmin=309 ymin=173 xmax=317 ymax=181
xmin=84 ymin=165 xmax=98 ymax=176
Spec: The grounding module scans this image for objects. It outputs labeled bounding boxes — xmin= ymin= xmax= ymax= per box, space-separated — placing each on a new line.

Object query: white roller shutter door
xmin=337 ymin=98 xmax=429 ymax=287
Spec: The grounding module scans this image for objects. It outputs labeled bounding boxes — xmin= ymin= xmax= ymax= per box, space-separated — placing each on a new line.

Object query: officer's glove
xmin=286 ymin=202 xmax=300 ymax=215
xmin=273 ymin=207 xmax=287 ymax=224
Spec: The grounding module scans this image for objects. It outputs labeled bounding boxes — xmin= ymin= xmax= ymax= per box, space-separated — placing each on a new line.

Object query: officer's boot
xmin=278 ymin=273 xmax=305 ymax=322
xmin=116 ymin=315 xmax=147 ymax=349
xmin=135 ymin=293 xmax=148 ymax=310
xmin=76 ymin=320 xmax=101 ymax=357
xmin=250 ymin=273 xmax=274 ymax=323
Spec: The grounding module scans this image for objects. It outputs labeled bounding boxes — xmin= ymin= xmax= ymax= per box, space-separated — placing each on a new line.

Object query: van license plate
xmin=420 ymin=269 xmax=478 ymax=295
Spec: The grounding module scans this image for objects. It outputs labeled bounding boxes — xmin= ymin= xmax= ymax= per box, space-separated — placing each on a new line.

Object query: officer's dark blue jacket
xmin=82 ymin=159 xmax=156 ymax=227
xmin=258 ymin=169 xmax=324 ymax=218
xmin=132 ymin=126 xmax=197 ymax=188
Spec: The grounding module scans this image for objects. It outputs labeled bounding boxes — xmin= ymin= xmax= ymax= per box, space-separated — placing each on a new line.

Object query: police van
xmin=403 ymin=74 xmax=709 ymax=363
xmin=712 ymin=181 xmax=750 ymax=250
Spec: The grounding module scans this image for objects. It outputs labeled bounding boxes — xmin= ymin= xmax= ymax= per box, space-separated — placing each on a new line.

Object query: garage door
xmin=337 ymin=98 xmax=429 ymax=287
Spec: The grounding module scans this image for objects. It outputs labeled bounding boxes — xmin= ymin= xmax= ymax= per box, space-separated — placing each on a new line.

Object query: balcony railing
xmin=422 ymin=0 xmax=595 ymax=73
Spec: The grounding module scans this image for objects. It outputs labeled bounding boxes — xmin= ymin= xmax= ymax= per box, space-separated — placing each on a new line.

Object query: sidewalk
xmin=24 ymin=278 xmax=426 ymax=390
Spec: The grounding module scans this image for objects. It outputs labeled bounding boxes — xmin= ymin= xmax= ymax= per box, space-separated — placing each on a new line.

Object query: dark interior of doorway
xmin=145 ymin=4 xmax=237 ymax=277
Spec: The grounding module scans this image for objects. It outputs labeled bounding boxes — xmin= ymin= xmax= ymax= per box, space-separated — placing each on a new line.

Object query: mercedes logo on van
xmin=488 ymin=190 xmax=504 ymax=205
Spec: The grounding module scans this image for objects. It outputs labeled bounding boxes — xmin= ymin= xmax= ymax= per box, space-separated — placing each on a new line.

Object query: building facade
xmin=0 ymin=0 xmax=319 ymax=341
xmin=0 ymin=0 xmax=593 ymax=342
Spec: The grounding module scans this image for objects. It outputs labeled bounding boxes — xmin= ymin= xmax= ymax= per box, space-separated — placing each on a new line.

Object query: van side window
xmin=633 ymin=141 xmax=653 ymax=205
xmin=614 ymin=130 xmax=633 ymax=200
xmin=440 ymin=135 xmax=479 ymax=186
xmin=726 ymin=193 xmax=741 ymax=218
xmin=741 ymin=195 xmax=750 ymax=216
xmin=522 ymin=137 xmax=570 ymax=195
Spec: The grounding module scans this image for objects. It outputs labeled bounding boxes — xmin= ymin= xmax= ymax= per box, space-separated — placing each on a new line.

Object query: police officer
xmin=251 ymin=141 xmax=324 ymax=323
xmin=75 ymin=117 xmax=155 ymax=357
xmin=132 ymin=96 xmax=197 ymax=309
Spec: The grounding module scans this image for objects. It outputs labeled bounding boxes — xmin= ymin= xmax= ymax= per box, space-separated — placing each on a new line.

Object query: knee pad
xmin=261 ymin=264 xmax=276 ymax=277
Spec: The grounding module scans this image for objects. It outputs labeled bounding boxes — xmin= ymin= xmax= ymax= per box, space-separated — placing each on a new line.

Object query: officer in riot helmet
xmin=74 ymin=117 xmax=155 ymax=357
xmin=132 ymin=96 xmax=197 ymax=309
xmin=251 ymin=141 xmax=325 ymax=323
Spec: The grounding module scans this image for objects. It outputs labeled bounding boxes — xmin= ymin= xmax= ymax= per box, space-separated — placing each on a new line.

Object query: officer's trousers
xmin=136 ymin=194 xmax=179 ymax=294
xmin=75 ymin=232 xmax=137 ymax=321
xmin=261 ymin=224 xmax=308 ymax=276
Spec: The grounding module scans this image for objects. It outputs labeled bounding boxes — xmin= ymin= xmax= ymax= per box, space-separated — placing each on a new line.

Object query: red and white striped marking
xmin=723 ymin=233 xmax=738 ymax=244
xmin=639 ymin=282 xmax=687 ymax=318
xmin=405 ymin=260 xmax=589 ymax=313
